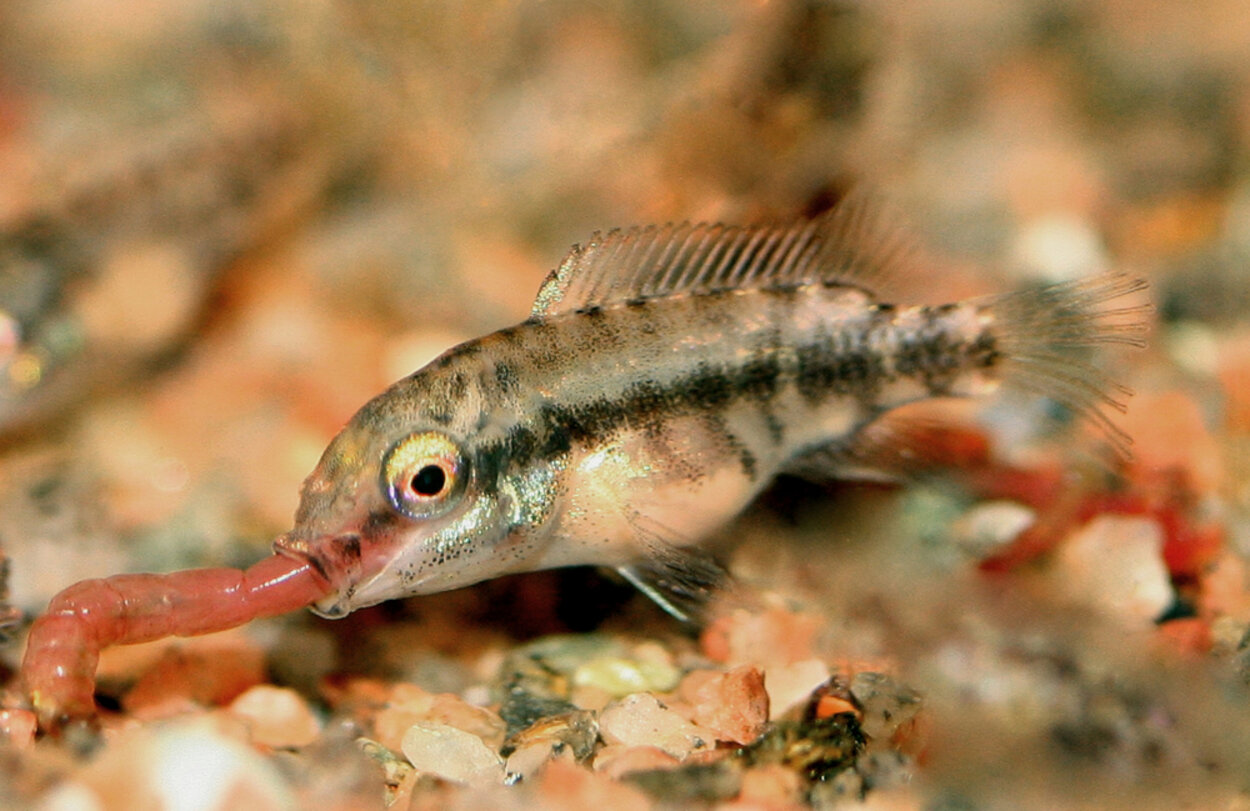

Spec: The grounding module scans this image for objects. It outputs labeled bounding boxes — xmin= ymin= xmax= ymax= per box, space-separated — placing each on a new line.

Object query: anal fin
xmin=782 ymin=406 xmax=993 ymax=484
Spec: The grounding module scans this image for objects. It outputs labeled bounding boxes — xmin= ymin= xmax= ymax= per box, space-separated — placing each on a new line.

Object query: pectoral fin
xmin=614 ymin=512 xmax=729 ymax=624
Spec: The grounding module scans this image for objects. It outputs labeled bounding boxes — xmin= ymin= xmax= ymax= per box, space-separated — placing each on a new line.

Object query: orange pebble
xmin=814 ymin=695 xmax=859 ymax=720
xmin=687 ymin=666 xmax=770 ymax=745
xmin=1157 ymin=618 xmax=1213 ymax=655
xmin=1219 ymin=332 xmax=1250 ymax=433
xmin=700 ymin=607 xmax=824 ymax=667
xmin=319 ymin=675 xmax=391 ymax=713
xmin=1120 ymin=390 xmax=1222 ymax=493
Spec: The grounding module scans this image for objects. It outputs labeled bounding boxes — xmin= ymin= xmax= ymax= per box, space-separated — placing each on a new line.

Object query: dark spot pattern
xmin=970 ymin=330 xmax=1001 ymax=368
xmin=706 ymin=413 xmax=757 ymax=479
xmin=493 ymin=362 xmax=519 ymax=393
xmin=447 ymin=371 xmax=469 ymax=400
xmin=740 ymin=352 xmax=782 ymax=400
xmin=891 ymin=306 xmax=990 ymax=396
xmin=494 ymin=325 xmax=523 ymax=345
xmin=330 ymin=533 xmax=363 ymax=566
xmin=686 ymin=362 xmax=734 ymax=409
xmin=764 ymin=411 xmax=786 ymax=446
xmin=796 ymin=327 xmax=843 ymax=403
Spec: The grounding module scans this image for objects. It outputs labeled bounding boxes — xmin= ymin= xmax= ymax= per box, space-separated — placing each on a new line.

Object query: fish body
xmin=276 ymin=196 xmax=1146 ymax=620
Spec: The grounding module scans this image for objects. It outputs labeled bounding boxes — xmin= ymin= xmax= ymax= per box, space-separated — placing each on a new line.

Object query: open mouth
xmin=272 ymin=532 xmax=366 ymax=617
xmin=309 ymin=591 xmax=355 ymax=618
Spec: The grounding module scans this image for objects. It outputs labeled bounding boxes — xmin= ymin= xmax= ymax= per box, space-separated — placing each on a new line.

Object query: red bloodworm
xmin=21 ymin=553 xmax=329 ymax=728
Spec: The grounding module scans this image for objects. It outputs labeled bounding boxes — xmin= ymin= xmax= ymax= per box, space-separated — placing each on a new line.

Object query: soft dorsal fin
xmin=530 ymin=187 xmax=917 ymax=318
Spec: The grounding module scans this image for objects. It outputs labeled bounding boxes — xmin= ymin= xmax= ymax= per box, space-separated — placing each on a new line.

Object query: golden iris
xmin=380 ymin=431 xmax=467 ymax=518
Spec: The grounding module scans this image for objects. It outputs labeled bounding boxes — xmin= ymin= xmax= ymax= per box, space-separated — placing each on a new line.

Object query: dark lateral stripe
xmin=477 ymin=344 xmax=866 ymax=479
xmin=473 ymin=305 xmax=1002 ymax=481
xmin=739 ymin=352 xmax=782 ymax=400
xmin=795 ymin=327 xmax=885 ymax=404
xmin=476 ymin=364 xmax=736 ymax=480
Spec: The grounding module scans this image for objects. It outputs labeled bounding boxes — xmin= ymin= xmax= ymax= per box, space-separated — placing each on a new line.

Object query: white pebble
xmin=951 ymin=501 xmax=1036 ymax=559
xmin=35 ymin=781 xmax=103 ymax=811
xmin=1166 ymin=321 xmax=1220 ymax=377
xmin=1053 ymin=515 xmax=1172 ymax=625
xmin=764 ymin=659 xmax=830 ymax=720
xmin=147 ymin=722 xmax=293 ymax=811
xmin=597 ymin=693 xmax=710 ymax=759
xmin=228 ymin=685 xmax=322 ymax=748
xmin=1011 ymin=213 xmax=1109 ymax=282
xmin=401 ymin=721 xmax=504 ymax=785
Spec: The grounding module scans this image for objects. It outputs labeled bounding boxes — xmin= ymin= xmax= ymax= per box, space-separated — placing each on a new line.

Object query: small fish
xmin=274 ymin=193 xmax=1148 ymax=621
xmin=17 ymin=193 xmax=1151 ymax=727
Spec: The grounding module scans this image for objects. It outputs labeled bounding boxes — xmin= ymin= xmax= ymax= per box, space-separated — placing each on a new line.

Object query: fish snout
xmin=272 ymin=531 xmax=364 ymax=593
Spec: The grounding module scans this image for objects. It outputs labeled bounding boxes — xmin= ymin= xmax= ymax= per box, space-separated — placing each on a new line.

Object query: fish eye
xmin=381 ymin=431 xmax=467 ymax=519
xmin=410 ymin=464 xmax=447 ymax=497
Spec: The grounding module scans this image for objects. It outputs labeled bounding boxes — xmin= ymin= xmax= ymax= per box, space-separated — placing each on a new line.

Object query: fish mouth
xmin=272 ymin=532 xmax=364 ymax=619
xmin=320 ymin=564 xmax=408 ymax=614
xmin=308 ymin=594 xmax=353 ymax=619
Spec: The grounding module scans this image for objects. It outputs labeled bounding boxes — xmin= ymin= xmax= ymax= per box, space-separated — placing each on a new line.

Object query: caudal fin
xmin=983 ymin=272 xmax=1151 ymax=458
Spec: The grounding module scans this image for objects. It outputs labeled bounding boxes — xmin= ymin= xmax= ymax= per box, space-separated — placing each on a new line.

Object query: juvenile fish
xmin=275 ymin=195 xmax=1148 ymax=620
xmin=19 ymin=195 xmax=1149 ymax=726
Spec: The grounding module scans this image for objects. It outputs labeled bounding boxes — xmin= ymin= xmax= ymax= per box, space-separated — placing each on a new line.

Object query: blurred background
xmin=0 ymin=0 xmax=1248 ymax=807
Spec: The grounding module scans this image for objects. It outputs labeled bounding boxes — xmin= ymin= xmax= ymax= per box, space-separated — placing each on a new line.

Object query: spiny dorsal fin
xmin=530 ymin=187 xmax=917 ymax=318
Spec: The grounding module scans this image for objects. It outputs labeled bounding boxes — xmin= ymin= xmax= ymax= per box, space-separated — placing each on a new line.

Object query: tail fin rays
xmin=984 ymin=272 xmax=1151 ymax=459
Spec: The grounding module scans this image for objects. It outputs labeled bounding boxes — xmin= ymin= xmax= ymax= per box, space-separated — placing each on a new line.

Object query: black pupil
xmin=410 ymin=465 xmax=447 ymax=497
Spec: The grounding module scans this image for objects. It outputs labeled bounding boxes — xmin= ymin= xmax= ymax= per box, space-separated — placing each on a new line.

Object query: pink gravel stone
xmin=228 ymin=685 xmax=321 ymax=748
xmin=764 ymin=659 xmax=830 ymax=720
xmin=1119 ymin=390 xmax=1223 ymax=492
xmin=683 ymin=665 xmax=770 ymax=745
xmin=0 ymin=709 xmax=35 ymax=748
xmin=122 ymin=636 xmax=267 ymax=716
xmin=700 ymin=606 xmax=824 ymax=667
xmin=592 ymin=743 xmax=681 ymax=779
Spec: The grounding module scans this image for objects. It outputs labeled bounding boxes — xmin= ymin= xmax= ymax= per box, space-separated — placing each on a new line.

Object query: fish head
xmin=274 ymin=373 xmax=518 ymax=618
